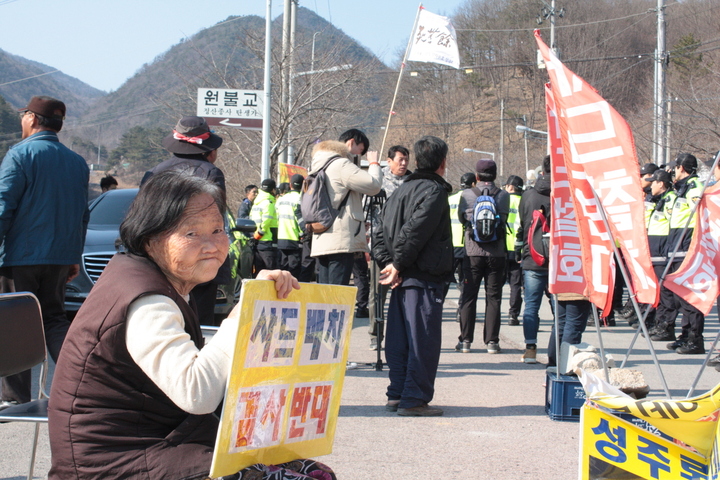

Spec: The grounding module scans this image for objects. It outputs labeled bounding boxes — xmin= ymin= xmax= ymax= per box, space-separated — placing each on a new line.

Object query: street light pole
xmin=260 ymin=0 xmax=272 ymax=180
xmin=515 ymin=125 xmax=548 ymax=178
xmin=311 ymin=32 xmax=320 ymax=100
xmin=463 ymin=148 xmax=497 ymax=177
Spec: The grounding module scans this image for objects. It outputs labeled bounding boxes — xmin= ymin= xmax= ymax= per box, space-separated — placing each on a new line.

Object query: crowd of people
xmin=0 ymin=94 xmax=717 ymax=477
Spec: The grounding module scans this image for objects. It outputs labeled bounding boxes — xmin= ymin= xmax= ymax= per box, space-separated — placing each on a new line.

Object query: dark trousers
xmin=191 ymin=281 xmax=218 ymax=326
xmin=279 ymin=248 xmax=302 ymax=279
xmin=458 ymin=255 xmax=506 ymax=345
xmin=299 ymin=238 xmax=316 ymax=282
xmin=352 ymin=253 xmax=369 ymax=310
xmin=506 ymin=253 xmax=523 ymax=317
xmin=369 ymin=263 xmax=390 ymax=338
xmin=253 ymin=242 xmax=277 ymax=275
xmin=385 ymin=280 xmax=444 ymax=409
xmin=316 ymin=252 xmax=354 ymax=286
xmin=547 ymin=299 xmax=590 ymax=367
xmin=1 ymin=264 xmax=71 ymax=403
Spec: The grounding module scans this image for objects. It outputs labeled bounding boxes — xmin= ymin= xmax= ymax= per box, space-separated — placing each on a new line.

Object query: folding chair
xmin=0 ymin=292 xmax=49 ymax=480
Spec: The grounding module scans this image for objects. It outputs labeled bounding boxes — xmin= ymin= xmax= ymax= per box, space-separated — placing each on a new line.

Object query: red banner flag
xmin=535 ymin=31 xmax=658 ymax=313
xmin=546 ymin=85 xmax=587 ymax=296
xmin=665 ymin=182 xmax=720 ymax=315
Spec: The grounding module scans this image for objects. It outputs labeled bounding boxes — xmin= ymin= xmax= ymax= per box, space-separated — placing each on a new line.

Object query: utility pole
xmin=499 ymin=99 xmax=504 ymax=178
xmin=537 ymin=0 xmax=564 ymax=55
xmin=261 ymin=0 xmax=272 ymax=180
xmin=279 ymin=0 xmax=292 ymax=165
xmin=653 ymin=0 xmax=667 ymax=165
xmin=287 ymin=0 xmax=297 ymax=164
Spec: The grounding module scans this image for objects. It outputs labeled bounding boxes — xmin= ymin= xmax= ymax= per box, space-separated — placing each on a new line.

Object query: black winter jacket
xmin=517 ymin=173 xmax=551 ymax=271
xmin=372 ymin=170 xmax=454 ymax=283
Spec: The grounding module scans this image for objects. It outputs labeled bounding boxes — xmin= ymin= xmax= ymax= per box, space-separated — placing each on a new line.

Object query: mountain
xmin=70 ymin=7 xmax=388 ymax=149
xmin=0 ymin=49 xmax=106 ymax=118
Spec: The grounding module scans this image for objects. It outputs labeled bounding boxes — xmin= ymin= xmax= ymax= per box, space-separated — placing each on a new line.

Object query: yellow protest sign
xmin=209 ymin=280 xmax=357 ymax=478
xmin=278 ymin=163 xmax=308 ymax=184
xmin=580 ymin=403 xmax=710 ymax=480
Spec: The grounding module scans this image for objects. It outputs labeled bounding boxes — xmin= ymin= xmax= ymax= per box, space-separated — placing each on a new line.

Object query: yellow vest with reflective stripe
xmin=250 ymin=189 xmax=277 ymax=241
xmin=277 ymin=191 xmax=302 ymax=241
xmin=506 ymin=193 xmax=521 ymax=251
xmin=647 ymin=190 xmax=676 ymax=236
xmin=448 ymin=190 xmax=465 ymax=248
xmin=669 ymin=177 xmax=702 ymax=230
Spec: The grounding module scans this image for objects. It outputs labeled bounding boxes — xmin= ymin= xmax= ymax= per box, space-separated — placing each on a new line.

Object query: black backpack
xmin=300 ymin=156 xmax=349 ymax=234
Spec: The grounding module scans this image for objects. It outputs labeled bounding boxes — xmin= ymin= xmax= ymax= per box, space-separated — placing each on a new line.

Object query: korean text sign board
xmin=197 ymin=88 xmax=264 ymax=130
xmin=580 ymin=404 xmax=712 ymax=480
xmin=210 ymin=281 xmax=357 ymax=477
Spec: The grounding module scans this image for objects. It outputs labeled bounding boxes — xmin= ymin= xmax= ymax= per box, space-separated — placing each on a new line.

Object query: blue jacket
xmin=0 ymin=131 xmax=90 ymax=266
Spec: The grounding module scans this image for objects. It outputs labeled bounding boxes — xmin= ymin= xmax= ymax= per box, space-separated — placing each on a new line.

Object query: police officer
xmin=277 ymin=174 xmax=305 ymax=278
xmin=503 ymin=175 xmax=524 ymax=326
xmin=251 ymin=178 xmax=278 ymax=273
xmin=649 ymin=153 xmax=705 ymax=354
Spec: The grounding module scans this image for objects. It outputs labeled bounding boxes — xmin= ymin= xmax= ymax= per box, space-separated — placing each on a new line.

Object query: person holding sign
xmin=48 ymin=170 xmax=335 ymax=480
xmin=373 ymin=136 xmax=453 ymax=417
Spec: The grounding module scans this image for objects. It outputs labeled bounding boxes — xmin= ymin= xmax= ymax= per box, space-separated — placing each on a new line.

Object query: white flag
xmin=406 ymin=9 xmax=460 ymax=69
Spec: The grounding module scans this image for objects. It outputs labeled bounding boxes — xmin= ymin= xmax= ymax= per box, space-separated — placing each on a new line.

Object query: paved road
xmin=2 ymin=282 xmax=718 ymax=479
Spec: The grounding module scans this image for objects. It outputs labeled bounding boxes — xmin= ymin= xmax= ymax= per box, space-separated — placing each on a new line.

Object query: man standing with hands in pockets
xmin=372 ymin=136 xmax=453 ymax=417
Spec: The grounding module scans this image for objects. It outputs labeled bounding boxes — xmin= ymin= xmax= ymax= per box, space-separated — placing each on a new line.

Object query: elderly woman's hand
xmin=257 ymin=269 xmax=301 ymax=299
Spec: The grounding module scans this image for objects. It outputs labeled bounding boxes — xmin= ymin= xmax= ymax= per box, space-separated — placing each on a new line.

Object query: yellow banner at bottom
xmin=210 ymin=280 xmax=357 ymax=478
xmin=580 ymin=403 xmax=710 ymax=480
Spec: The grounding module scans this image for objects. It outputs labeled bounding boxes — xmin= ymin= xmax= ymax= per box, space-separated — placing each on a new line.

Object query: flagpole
xmin=621 ymin=151 xmax=720 ymax=370
xmin=378 ymin=3 xmax=423 ymax=159
xmin=590 ymin=187 xmax=672 ymax=397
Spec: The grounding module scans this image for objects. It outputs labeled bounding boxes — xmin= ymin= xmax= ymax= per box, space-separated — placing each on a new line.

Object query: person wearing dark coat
xmin=516 ymin=155 xmax=552 ymax=364
xmin=372 ymin=136 xmax=453 ymax=417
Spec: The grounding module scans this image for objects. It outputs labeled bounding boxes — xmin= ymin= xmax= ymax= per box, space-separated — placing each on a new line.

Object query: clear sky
xmin=0 ymin=0 xmax=469 ymax=93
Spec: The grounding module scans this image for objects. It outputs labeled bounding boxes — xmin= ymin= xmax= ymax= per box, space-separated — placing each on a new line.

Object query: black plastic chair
xmin=0 ymin=292 xmax=48 ymax=480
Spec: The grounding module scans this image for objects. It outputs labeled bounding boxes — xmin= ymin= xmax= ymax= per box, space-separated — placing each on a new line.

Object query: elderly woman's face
xmin=146 ymin=193 xmax=229 ymax=295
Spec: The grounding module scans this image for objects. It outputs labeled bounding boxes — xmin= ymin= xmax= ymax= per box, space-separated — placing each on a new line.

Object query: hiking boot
xmin=508 ymin=314 xmax=519 ymax=326
xmin=666 ymin=336 xmax=688 ymax=350
xmin=355 ymin=307 xmax=369 ymax=318
xmin=397 ymin=404 xmax=444 ymax=416
xmin=650 ymin=327 xmax=675 ymax=342
xmin=487 ymin=342 xmax=501 ymax=354
xmin=618 ymin=301 xmax=634 ymax=319
xmin=385 ymin=399 xmax=400 ymax=412
xmin=677 ymin=336 xmax=705 ymax=355
xmin=521 ymin=345 xmax=537 ymax=364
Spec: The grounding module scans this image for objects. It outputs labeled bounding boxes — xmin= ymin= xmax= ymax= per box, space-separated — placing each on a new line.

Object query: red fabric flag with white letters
xmin=535 ymin=31 xmax=658 ymax=312
xmin=665 ymin=182 xmax=720 ymax=314
xmin=546 ymin=85 xmax=587 ymax=296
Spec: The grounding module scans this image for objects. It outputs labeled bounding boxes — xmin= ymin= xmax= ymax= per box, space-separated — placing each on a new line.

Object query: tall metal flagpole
xmin=378 ymin=4 xmax=423 ymax=159
xmin=261 ymin=0 xmax=273 ymax=180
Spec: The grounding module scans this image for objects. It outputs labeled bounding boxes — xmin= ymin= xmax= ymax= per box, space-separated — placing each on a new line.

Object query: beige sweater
xmin=309 ymin=140 xmax=382 ymax=256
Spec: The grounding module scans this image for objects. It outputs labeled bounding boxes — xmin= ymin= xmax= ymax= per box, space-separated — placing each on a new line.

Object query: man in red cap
xmin=0 ymin=96 xmax=90 ymax=409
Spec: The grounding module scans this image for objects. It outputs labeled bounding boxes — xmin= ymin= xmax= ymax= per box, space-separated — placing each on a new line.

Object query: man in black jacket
xmin=516 ymin=155 xmax=552 ymax=364
xmin=373 ymin=135 xmax=453 ymax=417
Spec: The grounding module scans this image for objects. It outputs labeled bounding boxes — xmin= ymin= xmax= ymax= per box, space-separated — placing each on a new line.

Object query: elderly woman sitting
xmin=48 ymin=170 xmax=334 ymax=479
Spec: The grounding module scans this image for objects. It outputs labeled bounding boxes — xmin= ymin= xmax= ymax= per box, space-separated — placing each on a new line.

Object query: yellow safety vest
xmin=669 ymin=177 xmax=702 ymax=230
xmin=277 ymin=190 xmax=302 ymax=242
xmin=506 ymin=194 xmax=521 ymax=251
xmin=250 ymin=189 xmax=277 ymax=241
xmin=448 ymin=190 xmax=465 ymax=248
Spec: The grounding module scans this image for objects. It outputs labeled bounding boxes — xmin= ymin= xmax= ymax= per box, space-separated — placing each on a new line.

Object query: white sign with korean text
xmin=196 ymin=88 xmax=264 ymax=130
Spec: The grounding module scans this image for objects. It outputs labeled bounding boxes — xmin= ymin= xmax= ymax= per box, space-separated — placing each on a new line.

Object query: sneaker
xmin=346 ymin=361 xmax=358 ymax=370
xmin=0 ymin=400 xmax=19 ymax=411
xmin=508 ymin=314 xmax=519 ymax=326
xmin=397 ymin=404 xmax=444 ymax=416
xmin=666 ymin=336 xmax=688 ymax=351
xmin=487 ymin=341 xmax=501 ymax=354
xmin=521 ymin=345 xmax=537 ymax=364
xmin=369 ymin=337 xmax=378 ymax=351
xmin=455 ymin=341 xmax=471 ymax=353
xmin=677 ymin=339 xmax=705 ymax=355
xmin=708 ymin=354 xmax=720 ymax=367
xmin=385 ymin=399 xmax=400 ymax=412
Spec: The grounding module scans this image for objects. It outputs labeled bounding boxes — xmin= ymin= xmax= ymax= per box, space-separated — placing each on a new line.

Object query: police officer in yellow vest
xmin=250 ymin=178 xmax=278 ymax=273
xmin=649 ymin=153 xmax=705 ymax=354
xmin=277 ymin=174 xmax=305 ymax=278
xmin=447 ymin=173 xmax=475 ymax=320
xmin=503 ymin=175 xmax=524 ymax=326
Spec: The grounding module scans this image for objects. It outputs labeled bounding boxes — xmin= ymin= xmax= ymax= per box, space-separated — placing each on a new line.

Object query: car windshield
xmin=88 ymin=190 xmax=137 ymax=228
